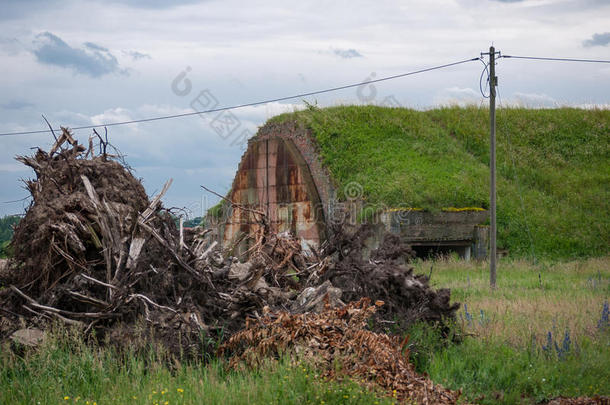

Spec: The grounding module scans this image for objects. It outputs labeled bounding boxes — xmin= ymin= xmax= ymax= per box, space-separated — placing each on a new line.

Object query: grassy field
xmin=270 ymin=105 xmax=610 ymax=259
xmin=0 ymin=333 xmax=394 ymax=405
xmin=2 ymin=257 xmax=608 ymax=405
xmin=410 ymin=256 xmax=610 ymax=404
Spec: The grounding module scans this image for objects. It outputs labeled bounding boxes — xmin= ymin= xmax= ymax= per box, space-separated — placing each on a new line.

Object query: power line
xmin=0 ymin=57 xmax=480 ymax=137
xmin=502 ymin=55 xmax=610 ymax=64
xmin=478 ymin=58 xmax=490 ymax=99
xmin=1 ymin=196 xmax=31 ymax=204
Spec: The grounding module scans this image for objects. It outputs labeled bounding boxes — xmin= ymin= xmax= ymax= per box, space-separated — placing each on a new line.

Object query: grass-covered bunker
xmin=216 ymin=105 xmax=609 ymax=260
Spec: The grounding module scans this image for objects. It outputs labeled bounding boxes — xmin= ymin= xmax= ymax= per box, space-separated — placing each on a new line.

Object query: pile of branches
xmin=1 ymin=129 xmax=224 ymax=354
xmin=320 ymin=228 xmax=459 ymax=333
xmin=0 ymin=129 xmax=460 ymax=358
xmin=220 ymin=298 xmax=462 ymax=405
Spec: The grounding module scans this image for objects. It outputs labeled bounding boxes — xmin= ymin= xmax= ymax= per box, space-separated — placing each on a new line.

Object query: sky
xmin=1 ymin=0 xmax=609 ymax=217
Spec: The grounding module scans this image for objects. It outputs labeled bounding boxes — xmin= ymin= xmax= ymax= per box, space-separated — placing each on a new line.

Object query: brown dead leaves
xmin=221 ymin=298 xmax=461 ymax=405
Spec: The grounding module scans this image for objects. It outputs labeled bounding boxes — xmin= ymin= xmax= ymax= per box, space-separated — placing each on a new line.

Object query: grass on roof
xmin=269 ymin=105 xmax=610 ymax=259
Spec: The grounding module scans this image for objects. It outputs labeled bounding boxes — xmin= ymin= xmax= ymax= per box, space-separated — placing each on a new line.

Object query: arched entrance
xmin=223 ymin=136 xmax=326 ymax=255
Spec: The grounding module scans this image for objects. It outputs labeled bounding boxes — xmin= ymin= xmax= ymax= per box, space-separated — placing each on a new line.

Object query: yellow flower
xmin=164 ymin=402 xmax=169 ymax=405
xmin=161 ymin=391 xmax=166 ymax=395
xmin=177 ymin=388 xmax=184 ymax=393
xmin=64 ymin=396 xmax=70 ymax=400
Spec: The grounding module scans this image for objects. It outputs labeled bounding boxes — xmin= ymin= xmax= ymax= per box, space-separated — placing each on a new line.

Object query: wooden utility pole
xmin=488 ymin=46 xmax=498 ymax=288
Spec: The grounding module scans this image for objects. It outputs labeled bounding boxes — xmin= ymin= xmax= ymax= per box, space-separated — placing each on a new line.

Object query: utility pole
xmin=486 ymin=46 xmax=499 ymax=288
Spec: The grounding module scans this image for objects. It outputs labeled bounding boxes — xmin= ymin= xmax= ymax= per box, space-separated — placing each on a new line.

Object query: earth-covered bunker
xmin=217 ymin=109 xmax=489 ymax=259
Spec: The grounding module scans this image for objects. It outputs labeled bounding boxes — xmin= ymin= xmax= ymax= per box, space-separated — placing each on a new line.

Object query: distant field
xmin=271 ymin=105 xmax=610 ymax=259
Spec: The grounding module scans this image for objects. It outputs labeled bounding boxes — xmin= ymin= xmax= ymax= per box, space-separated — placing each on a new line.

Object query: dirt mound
xmin=221 ymin=298 xmax=462 ymax=404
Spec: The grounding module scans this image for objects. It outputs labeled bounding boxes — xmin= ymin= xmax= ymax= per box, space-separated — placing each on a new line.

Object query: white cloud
xmin=434 ymin=87 xmax=482 ymax=106
xmin=510 ymin=92 xmax=557 ymax=108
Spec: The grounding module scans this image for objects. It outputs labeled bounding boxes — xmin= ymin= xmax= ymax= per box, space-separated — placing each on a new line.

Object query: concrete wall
xmin=223 ymin=126 xmax=328 ymax=254
xmin=377 ymin=210 xmax=489 ymax=259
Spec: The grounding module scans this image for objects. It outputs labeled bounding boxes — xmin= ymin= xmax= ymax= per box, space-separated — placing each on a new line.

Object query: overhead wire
xmin=478 ymin=58 xmax=490 ymax=99
xmin=502 ymin=55 xmax=610 ymax=64
xmin=0 ymin=57 xmax=480 ymax=137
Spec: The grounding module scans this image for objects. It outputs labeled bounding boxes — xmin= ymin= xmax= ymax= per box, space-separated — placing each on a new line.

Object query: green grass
xmin=0 ymin=330 xmax=394 ymax=405
xmin=269 ymin=105 xmax=610 ymax=259
xmin=407 ymin=257 xmax=610 ymax=404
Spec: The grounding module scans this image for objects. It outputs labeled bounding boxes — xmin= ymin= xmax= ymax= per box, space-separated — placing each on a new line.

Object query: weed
xmin=598 ymin=301 xmax=609 ymax=330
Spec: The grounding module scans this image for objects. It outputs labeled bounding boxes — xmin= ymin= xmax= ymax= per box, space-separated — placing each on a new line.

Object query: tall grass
xmin=0 ymin=329 xmax=394 ymax=405
xmin=407 ymin=256 xmax=610 ymax=404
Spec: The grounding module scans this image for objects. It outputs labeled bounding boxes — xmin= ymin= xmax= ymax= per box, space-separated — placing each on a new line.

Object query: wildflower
xmin=64 ymin=396 xmax=70 ymax=400
xmin=177 ymin=388 xmax=184 ymax=393
xmin=542 ymin=378 xmax=546 ymax=382
xmin=164 ymin=402 xmax=169 ymax=405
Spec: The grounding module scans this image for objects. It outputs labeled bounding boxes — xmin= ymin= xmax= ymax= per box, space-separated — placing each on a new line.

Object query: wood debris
xmin=0 ymin=130 xmax=461 ymax=381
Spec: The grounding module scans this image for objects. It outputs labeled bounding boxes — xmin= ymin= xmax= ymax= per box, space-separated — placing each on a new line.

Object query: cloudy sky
xmin=1 ymin=0 xmax=609 ymax=217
